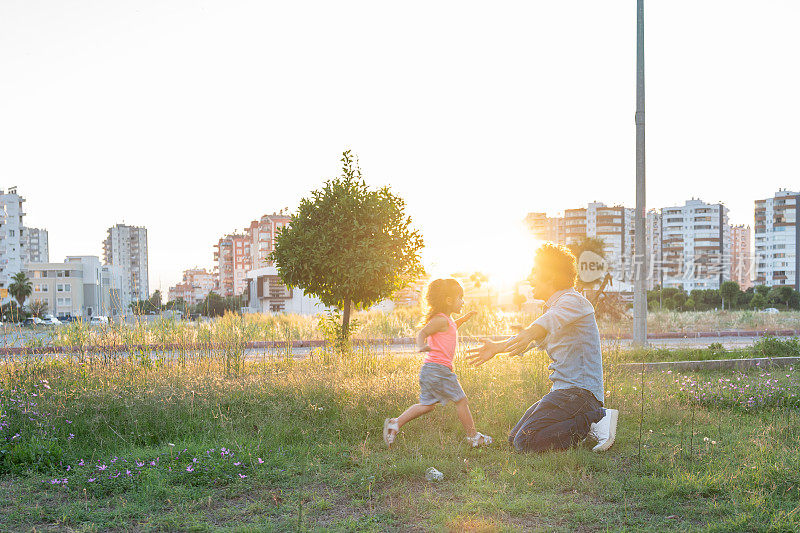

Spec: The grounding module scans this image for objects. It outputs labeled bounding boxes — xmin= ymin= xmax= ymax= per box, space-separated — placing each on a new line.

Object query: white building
xmin=731 ymin=224 xmax=753 ymax=290
xmin=26 ymin=256 xmax=127 ymax=318
xmin=0 ymin=187 xmax=26 ymax=302
xmin=245 ymin=266 xmax=327 ymax=315
xmin=22 ymin=227 xmax=49 ymax=264
xmin=168 ymin=268 xmax=216 ymax=307
xmin=563 ymin=202 xmax=636 ymax=291
xmin=754 ymin=190 xmax=799 ymax=289
xmin=103 ymin=224 xmax=150 ymax=302
xmin=659 ymin=199 xmax=731 ymax=291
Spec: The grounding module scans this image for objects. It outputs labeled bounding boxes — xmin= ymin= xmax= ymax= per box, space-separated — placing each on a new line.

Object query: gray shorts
xmin=419 ymin=362 xmax=467 ymax=406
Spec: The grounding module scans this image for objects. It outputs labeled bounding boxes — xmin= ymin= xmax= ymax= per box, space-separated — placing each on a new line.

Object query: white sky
xmin=2 ymin=1 xmax=798 ymax=294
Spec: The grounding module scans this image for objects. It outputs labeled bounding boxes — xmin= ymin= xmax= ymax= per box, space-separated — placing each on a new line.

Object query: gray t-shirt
xmin=529 ymin=288 xmax=604 ymax=403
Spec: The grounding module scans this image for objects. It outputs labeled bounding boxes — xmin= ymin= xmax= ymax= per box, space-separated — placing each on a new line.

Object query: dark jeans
xmin=509 ymin=388 xmax=604 ymax=453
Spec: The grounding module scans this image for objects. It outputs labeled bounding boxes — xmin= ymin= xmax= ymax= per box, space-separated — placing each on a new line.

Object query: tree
xmin=720 ymin=281 xmax=741 ymax=310
xmin=149 ymin=290 xmax=163 ymax=310
xmin=271 ymin=150 xmax=424 ymax=340
xmin=29 ymin=299 xmax=48 ymax=317
xmin=1 ymin=300 xmax=27 ymax=323
xmin=750 ymin=293 xmax=767 ymax=310
xmin=9 ymin=272 xmax=32 ymax=307
xmin=768 ymin=285 xmax=795 ymax=309
xmin=754 ymin=285 xmax=770 ymax=298
xmin=567 ymin=237 xmax=607 ymax=291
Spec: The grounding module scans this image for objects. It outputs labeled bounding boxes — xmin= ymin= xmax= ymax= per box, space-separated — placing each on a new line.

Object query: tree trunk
xmin=341 ymin=299 xmax=351 ymax=341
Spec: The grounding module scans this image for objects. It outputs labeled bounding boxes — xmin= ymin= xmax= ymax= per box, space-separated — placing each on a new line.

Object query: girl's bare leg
xmin=387 ymin=403 xmax=436 ymax=439
xmin=454 ymin=398 xmax=477 ymax=438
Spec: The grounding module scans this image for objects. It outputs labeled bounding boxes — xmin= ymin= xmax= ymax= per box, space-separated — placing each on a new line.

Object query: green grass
xmin=11 ymin=308 xmax=800 ymax=354
xmin=2 ymin=345 xmax=800 ymax=531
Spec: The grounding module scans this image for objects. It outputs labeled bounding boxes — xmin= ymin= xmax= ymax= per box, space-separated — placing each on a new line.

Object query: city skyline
xmin=3 ymin=1 xmax=798 ymax=294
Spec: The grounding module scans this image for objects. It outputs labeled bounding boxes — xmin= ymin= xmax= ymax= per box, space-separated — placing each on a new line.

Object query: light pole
xmin=633 ymin=0 xmax=648 ymax=346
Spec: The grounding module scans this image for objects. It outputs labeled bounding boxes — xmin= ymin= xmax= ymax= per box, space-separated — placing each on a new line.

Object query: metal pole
xmin=633 ymin=0 xmax=648 ymax=346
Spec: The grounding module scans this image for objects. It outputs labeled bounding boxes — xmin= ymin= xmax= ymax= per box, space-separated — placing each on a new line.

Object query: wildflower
xmin=68 ymin=434 xmax=74 ymax=440
xmin=234 ymin=462 xmax=241 ymax=466
xmin=257 ymin=458 xmax=264 ymax=464
xmin=98 ymin=464 xmax=108 ymax=471
xmin=186 ymin=465 xmax=194 ymax=473
xmin=136 ymin=461 xmax=144 ymax=467
xmin=49 ymin=479 xmax=61 ymax=484
xmin=88 ymin=478 xmax=96 ymax=483
xmin=150 ymin=461 xmax=156 ymax=466
xmin=192 ymin=458 xmax=198 ymax=463
xmin=66 ymin=466 xmax=71 ymax=472
xmin=66 ymin=420 xmax=71 ymax=424
xmin=126 ymin=470 xmax=132 ymax=476
xmin=78 ymin=459 xmax=85 ymax=466
xmin=239 ymin=474 xmax=247 ymax=478
xmin=168 ymin=443 xmax=175 ymax=447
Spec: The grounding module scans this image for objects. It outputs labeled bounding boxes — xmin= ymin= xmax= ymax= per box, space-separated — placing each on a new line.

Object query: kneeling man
xmin=466 ymin=243 xmax=618 ymax=453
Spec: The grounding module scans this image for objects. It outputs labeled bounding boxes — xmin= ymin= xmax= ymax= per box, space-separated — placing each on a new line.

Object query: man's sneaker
xmin=590 ymin=409 xmax=618 ymax=452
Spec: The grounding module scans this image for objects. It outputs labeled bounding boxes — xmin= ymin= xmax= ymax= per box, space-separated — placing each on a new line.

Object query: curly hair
xmin=424 ymin=278 xmax=464 ymax=324
xmin=535 ymin=242 xmax=577 ymax=290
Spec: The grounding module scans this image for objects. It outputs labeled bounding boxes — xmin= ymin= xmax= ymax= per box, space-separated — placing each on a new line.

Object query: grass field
xmin=6 ymin=309 xmax=800 ymax=358
xmin=2 ymin=341 xmax=800 ymax=532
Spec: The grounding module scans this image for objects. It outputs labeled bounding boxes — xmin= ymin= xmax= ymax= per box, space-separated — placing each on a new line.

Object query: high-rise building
xmin=754 ymin=189 xmax=799 ymax=289
xmin=730 ymin=224 xmax=753 ymax=290
xmin=245 ymin=213 xmax=291 ymax=269
xmin=214 ymin=234 xmax=251 ymax=297
xmin=168 ymin=268 xmax=216 ymax=306
xmin=525 ymin=203 xmax=664 ymax=291
xmin=660 ymin=199 xmax=730 ymax=291
xmin=563 ymin=202 xmax=636 ymax=291
xmin=103 ymin=224 xmax=149 ymax=303
xmin=646 ymin=209 xmax=662 ymax=290
xmin=22 ymin=227 xmax=49 ymax=264
xmin=0 ymin=187 xmax=25 ymax=301
xmin=523 ymin=212 xmax=566 ymax=245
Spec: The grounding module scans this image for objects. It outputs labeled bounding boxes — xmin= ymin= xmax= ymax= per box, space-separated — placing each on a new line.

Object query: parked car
xmin=90 ymin=316 xmax=110 ymax=325
xmin=59 ymin=315 xmax=79 ymax=323
xmin=23 ymin=317 xmax=45 ymax=327
xmin=41 ymin=314 xmax=62 ymax=326
xmin=761 ymin=307 xmax=780 ymax=314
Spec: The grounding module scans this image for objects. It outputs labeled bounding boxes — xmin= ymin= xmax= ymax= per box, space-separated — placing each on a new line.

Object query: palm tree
xmin=9 ymin=272 xmax=32 ymax=307
xmin=567 ymin=237 xmax=607 ymax=292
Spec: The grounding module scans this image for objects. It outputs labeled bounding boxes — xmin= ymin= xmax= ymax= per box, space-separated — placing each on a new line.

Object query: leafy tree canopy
xmin=271 ymin=150 xmax=424 ymax=337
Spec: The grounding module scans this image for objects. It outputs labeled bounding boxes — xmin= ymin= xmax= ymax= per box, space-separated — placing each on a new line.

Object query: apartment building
xmin=525 ymin=204 xmax=664 ymax=290
xmin=245 ymin=266 xmax=325 ymax=314
xmin=730 ymin=224 xmax=753 ymax=290
xmin=563 ymin=202 xmax=636 ymax=291
xmin=168 ymin=268 xmax=216 ymax=306
xmin=245 ymin=213 xmax=291 ymax=270
xmin=0 ymin=187 xmax=25 ymax=301
xmin=26 ymin=256 xmax=125 ymax=318
xmin=22 ymin=227 xmax=49 ymax=264
xmin=523 ymin=212 xmax=566 ymax=245
xmin=103 ymin=224 xmax=149 ymax=304
xmin=659 ymin=199 xmax=730 ymax=291
xmin=754 ymin=189 xmax=799 ymax=289
xmin=214 ymin=234 xmax=251 ymax=297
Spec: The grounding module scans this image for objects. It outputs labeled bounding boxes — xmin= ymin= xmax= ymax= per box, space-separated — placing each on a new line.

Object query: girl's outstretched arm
xmin=454 ymin=311 xmax=477 ymax=328
xmin=416 ymin=315 xmax=449 ymax=351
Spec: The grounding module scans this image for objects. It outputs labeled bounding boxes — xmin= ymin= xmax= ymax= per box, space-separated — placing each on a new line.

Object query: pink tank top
xmin=423 ymin=313 xmax=457 ymax=369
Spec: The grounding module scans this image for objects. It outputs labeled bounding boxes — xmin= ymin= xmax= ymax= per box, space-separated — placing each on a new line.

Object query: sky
xmin=1 ymin=1 xmax=798 ymax=295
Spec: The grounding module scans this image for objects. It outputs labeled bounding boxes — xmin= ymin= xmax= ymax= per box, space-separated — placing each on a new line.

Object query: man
xmin=466 ymin=243 xmax=618 ymax=453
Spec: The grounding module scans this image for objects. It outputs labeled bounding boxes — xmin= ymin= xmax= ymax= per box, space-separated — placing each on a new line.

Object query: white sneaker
xmin=383 ymin=418 xmax=399 ymax=447
xmin=466 ymin=432 xmax=493 ymax=448
xmin=590 ymin=409 xmax=618 ymax=452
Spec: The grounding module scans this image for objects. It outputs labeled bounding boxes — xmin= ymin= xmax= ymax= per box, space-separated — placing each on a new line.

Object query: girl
xmin=383 ymin=278 xmax=493 ymax=448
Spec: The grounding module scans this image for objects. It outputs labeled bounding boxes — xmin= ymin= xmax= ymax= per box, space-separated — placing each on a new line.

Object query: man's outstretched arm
xmin=465 ymin=323 xmax=547 ymax=366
